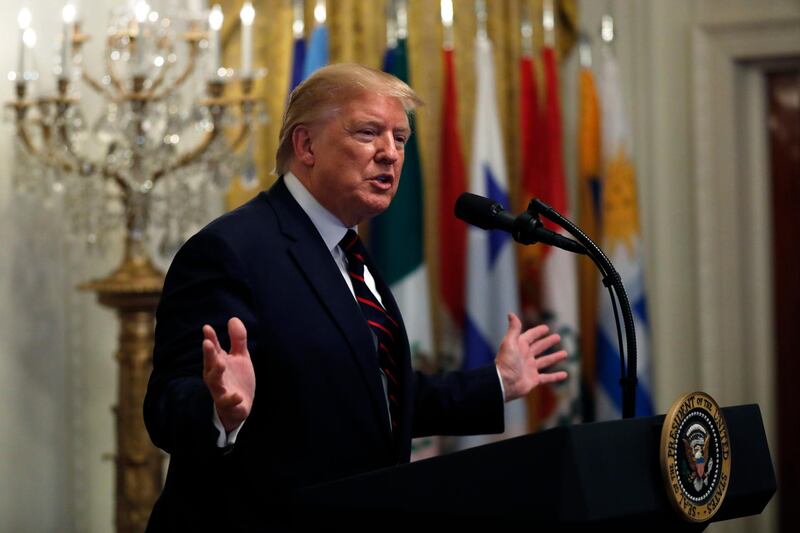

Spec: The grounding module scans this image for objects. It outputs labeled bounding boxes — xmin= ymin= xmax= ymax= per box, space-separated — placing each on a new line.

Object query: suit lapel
xmin=265 ymin=178 xmax=393 ymax=446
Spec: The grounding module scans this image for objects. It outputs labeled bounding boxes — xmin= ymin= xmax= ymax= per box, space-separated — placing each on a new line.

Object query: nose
xmin=375 ymin=132 xmax=400 ymax=165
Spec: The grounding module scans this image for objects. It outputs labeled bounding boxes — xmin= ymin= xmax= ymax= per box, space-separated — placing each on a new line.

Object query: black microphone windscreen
xmin=454 ymin=193 xmax=502 ymax=230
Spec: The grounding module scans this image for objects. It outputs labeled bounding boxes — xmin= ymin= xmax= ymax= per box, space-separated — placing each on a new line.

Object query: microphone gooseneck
xmin=528 ymin=198 xmax=638 ymax=419
xmin=454 ymin=193 xmax=587 ymax=255
xmin=453 ymin=192 xmax=638 ymax=419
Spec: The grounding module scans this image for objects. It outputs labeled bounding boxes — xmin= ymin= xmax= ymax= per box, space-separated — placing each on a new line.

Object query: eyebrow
xmin=348 ymin=119 xmax=411 ymax=137
xmin=394 ymin=125 xmax=412 ymax=137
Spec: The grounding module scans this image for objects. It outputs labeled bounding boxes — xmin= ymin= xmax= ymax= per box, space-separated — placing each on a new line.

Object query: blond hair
xmin=274 ymin=63 xmax=424 ymax=175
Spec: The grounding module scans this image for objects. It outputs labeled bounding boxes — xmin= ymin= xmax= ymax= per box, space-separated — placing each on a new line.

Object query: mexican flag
xmin=369 ymin=37 xmax=436 ymax=459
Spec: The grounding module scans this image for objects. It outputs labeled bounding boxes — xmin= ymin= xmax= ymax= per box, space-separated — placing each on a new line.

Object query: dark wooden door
xmin=767 ymin=66 xmax=800 ymax=533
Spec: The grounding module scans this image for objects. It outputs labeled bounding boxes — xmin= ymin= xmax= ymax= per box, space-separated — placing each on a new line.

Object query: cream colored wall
xmin=3 ymin=3 xmax=84 ymax=530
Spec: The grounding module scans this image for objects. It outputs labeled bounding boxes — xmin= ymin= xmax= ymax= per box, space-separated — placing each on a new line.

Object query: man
xmin=144 ymin=63 xmax=567 ymax=531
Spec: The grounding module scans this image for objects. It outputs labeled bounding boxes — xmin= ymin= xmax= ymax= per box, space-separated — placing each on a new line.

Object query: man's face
xmin=303 ymin=92 xmax=410 ymax=227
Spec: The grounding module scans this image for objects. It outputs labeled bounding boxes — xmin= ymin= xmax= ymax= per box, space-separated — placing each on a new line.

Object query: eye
xmin=356 ymin=129 xmax=376 ymax=140
xmin=394 ymin=135 xmax=407 ymax=148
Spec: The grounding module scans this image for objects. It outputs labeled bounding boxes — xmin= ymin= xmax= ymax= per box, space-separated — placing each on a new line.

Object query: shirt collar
xmin=283 ymin=171 xmax=354 ymax=252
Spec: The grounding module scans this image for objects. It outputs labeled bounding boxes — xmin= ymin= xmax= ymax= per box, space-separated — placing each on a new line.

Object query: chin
xmin=363 ymin=193 xmax=394 ymax=213
xmin=375 ymin=198 xmax=394 ymax=214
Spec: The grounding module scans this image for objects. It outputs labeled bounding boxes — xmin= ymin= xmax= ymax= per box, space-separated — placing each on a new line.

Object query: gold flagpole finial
xmin=475 ymin=0 xmax=488 ymax=40
xmin=543 ymin=0 xmax=556 ymax=48
xmin=441 ymin=0 xmax=454 ymax=49
xmin=601 ymin=14 xmax=615 ymax=44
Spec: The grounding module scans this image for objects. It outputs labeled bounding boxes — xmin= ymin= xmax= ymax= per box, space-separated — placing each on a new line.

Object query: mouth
xmin=369 ymin=174 xmax=394 ymax=190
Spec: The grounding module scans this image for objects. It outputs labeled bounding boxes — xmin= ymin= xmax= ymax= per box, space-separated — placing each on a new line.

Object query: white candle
xmin=17 ymin=8 xmax=32 ymax=75
xmin=240 ymin=2 xmax=254 ymax=78
xmin=134 ymin=0 xmax=150 ymax=75
xmin=23 ymin=28 xmax=37 ymax=79
xmin=208 ymin=4 xmax=224 ymax=78
xmin=61 ymin=3 xmax=76 ymax=78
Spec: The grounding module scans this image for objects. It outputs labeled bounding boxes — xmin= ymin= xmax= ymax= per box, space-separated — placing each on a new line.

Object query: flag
xmin=577 ymin=60 xmax=602 ymax=417
xmin=517 ymin=53 xmax=547 ymax=322
xmin=289 ymin=35 xmax=306 ymax=92
xmin=461 ymin=33 xmax=525 ymax=447
xmin=518 ymin=51 xmax=550 ymax=431
xmin=594 ymin=43 xmax=654 ymax=420
xmin=302 ymin=23 xmax=329 ymax=79
xmin=369 ymin=38 xmax=437 ymax=460
xmin=381 ymin=41 xmax=396 ymax=75
xmin=437 ymin=46 xmax=467 ymax=370
xmin=526 ymin=46 xmax=582 ymax=430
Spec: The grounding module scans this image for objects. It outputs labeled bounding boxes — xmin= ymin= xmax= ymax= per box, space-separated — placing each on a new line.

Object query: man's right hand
xmin=202 ymin=317 xmax=256 ymax=433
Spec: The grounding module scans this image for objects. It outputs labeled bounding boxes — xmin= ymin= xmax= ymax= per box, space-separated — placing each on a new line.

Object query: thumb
xmin=228 ymin=317 xmax=249 ymax=356
xmin=506 ymin=312 xmax=522 ymax=338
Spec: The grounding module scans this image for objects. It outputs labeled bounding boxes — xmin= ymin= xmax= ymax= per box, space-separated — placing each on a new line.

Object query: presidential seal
xmin=660 ymin=391 xmax=731 ymax=522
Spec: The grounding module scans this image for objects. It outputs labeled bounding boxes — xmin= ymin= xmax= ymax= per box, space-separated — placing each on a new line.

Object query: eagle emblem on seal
xmin=683 ymin=423 xmax=714 ymax=491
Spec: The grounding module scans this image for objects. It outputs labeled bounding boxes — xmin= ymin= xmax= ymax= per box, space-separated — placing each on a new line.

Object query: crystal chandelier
xmin=7 ymin=0 xmax=265 ymax=262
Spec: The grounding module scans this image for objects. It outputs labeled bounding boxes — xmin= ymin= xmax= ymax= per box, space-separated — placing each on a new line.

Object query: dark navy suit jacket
xmin=143 ymin=177 xmax=504 ymax=531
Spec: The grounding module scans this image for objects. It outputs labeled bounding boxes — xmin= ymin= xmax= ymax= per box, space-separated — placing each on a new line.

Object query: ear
xmin=292 ymin=125 xmax=315 ymax=167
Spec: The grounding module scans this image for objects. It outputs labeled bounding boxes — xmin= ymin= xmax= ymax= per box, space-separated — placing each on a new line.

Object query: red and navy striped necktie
xmin=339 ymin=230 xmax=402 ymax=433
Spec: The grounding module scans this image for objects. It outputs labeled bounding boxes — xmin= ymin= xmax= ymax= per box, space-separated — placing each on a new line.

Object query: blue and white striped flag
xmin=594 ymin=43 xmax=654 ymax=420
xmin=460 ymin=33 xmax=526 ymax=447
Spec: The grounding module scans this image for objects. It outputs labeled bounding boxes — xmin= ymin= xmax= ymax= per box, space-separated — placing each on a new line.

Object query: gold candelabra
xmin=6 ymin=3 xmax=263 ymax=531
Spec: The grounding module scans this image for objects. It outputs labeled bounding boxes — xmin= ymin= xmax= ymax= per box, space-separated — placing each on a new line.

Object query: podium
xmin=291 ymin=404 xmax=775 ymax=531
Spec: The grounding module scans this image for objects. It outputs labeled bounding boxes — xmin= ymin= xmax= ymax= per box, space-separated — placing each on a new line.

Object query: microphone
xmin=454 ymin=192 xmax=587 ymax=255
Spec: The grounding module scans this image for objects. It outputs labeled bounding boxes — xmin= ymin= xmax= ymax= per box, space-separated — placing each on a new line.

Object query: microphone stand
xmin=527 ymin=198 xmax=638 ymax=419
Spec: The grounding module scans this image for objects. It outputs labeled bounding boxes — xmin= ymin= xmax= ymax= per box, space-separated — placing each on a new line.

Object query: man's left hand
xmin=495 ymin=313 xmax=568 ymax=402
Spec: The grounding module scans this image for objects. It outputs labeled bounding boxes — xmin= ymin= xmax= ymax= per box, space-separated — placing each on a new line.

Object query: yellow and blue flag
xmin=595 ymin=43 xmax=654 ymax=419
